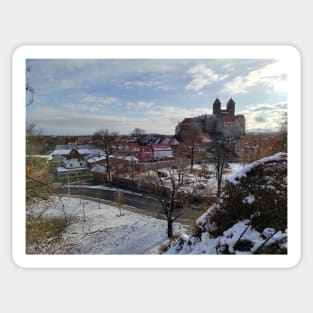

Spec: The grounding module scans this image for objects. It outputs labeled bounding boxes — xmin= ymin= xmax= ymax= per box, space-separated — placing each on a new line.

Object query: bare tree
xmin=26 ymin=122 xmax=41 ymax=137
xmin=26 ymin=123 xmax=51 ymax=203
xmin=26 ymin=65 xmax=35 ymax=107
xmin=146 ymin=167 xmax=189 ymax=238
xmin=278 ymin=112 xmax=287 ymax=152
xmin=131 ymin=127 xmax=145 ymax=137
xmin=237 ymin=128 xmax=287 ymax=164
xmin=127 ymin=156 xmax=138 ymax=185
xmin=210 ymin=143 xmax=231 ymax=198
xmin=92 ymin=129 xmax=121 ymax=182
xmin=180 ymin=126 xmax=203 ymax=171
xmin=175 ymin=157 xmax=189 ymax=185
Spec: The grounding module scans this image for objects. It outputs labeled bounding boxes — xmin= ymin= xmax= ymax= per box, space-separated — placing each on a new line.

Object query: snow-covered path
xmin=28 ymin=197 xmax=185 ymax=254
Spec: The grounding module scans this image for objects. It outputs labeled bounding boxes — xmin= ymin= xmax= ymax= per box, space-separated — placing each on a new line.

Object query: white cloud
xmin=238 ymin=102 xmax=287 ymax=132
xmin=81 ymin=95 xmax=118 ymax=105
xmin=29 ymin=106 xmax=171 ymax=135
xmin=127 ymin=101 xmax=155 ymax=109
xmin=222 ymin=63 xmax=235 ymax=71
xmin=186 ymin=64 xmax=228 ymax=91
xmin=123 ymin=80 xmax=175 ymax=91
xmin=124 ymin=81 xmax=160 ymax=88
xmin=64 ymin=103 xmax=105 ymax=113
xmin=223 ymin=60 xmax=288 ymax=94
xmin=146 ymin=106 xmax=208 ymax=119
xmin=29 ymin=104 xmax=211 ymax=135
xmin=64 ymin=103 xmax=90 ymax=111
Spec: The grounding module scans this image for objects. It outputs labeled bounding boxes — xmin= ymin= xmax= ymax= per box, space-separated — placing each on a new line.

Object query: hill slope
xmin=166 ymin=152 xmax=287 ymax=255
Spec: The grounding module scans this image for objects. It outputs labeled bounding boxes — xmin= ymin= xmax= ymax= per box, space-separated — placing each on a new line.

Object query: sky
xmin=26 ymin=58 xmax=288 ymax=135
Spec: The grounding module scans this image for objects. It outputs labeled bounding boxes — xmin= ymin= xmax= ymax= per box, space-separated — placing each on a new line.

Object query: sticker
xmin=12 ymin=45 xmax=301 ymax=268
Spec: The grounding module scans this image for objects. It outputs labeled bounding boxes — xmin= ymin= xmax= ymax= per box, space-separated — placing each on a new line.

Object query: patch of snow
xmin=166 ymin=220 xmax=287 ymax=255
xmin=228 ymin=152 xmax=286 ymax=185
xmin=87 ymin=155 xmax=107 ymax=163
xmin=263 ymin=228 xmax=276 ymax=238
xmin=27 ymin=154 xmax=50 ymax=158
xmin=220 ymin=220 xmax=252 ymax=253
xmin=27 ymin=197 xmax=186 ymax=254
xmin=57 ymin=166 xmax=89 ymax=173
xmin=124 ymin=156 xmax=139 ymax=162
xmin=52 ymin=149 xmax=101 ymax=156
xmin=90 ymin=164 xmax=106 ymax=174
xmin=196 ymin=212 xmax=209 ymax=229
xmin=242 ymin=194 xmax=255 ymax=204
xmin=68 ymin=184 xmax=143 ymax=196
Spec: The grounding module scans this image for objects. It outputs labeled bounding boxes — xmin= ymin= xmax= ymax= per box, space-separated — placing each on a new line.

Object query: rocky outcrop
xmin=166 ymin=153 xmax=287 ymax=255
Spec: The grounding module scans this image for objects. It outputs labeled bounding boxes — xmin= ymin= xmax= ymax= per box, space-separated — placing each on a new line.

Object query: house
xmin=56 ymin=149 xmax=90 ymax=181
xmin=137 ymin=145 xmax=153 ymax=162
xmin=114 ymin=142 xmax=176 ymax=163
xmin=151 ymin=144 xmax=174 ymax=161
xmin=139 ymin=134 xmax=179 ymax=146
xmin=86 ymin=154 xmax=107 ymax=167
xmin=115 ymin=142 xmax=154 ymax=163
xmin=117 ymin=142 xmax=142 ymax=155
xmin=90 ymin=164 xmax=107 ymax=182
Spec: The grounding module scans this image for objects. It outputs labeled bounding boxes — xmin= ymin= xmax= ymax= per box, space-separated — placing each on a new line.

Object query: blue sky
xmin=26 ymin=59 xmax=288 ymax=135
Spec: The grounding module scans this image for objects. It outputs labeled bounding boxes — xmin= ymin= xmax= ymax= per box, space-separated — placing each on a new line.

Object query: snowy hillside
xmin=27 ymin=197 xmax=185 ymax=254
xmin=166 ymin=152 xmax=288 ymax=255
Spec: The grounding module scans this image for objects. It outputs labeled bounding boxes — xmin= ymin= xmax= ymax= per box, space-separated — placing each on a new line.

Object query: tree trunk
xmin=217 ymin=178 xmax=221 ymax=198
xmin=167 ymin=218 xmax=173 ymax=238
xmin=190 ymin=146 xmax=194 ymax=171
xmin=106 ymin=155 xmax=111 ymax=182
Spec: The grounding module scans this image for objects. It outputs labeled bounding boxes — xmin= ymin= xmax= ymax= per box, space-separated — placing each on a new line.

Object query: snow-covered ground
xmin=67 ymin=184 xmax=143 ymax=196
xmin=166 ymin=220 xmax=287 ymax=255
xmin=27 ymin=197 xmax=185 ymax=254
xmin=140 ymin=163 xmax=243 ymax=195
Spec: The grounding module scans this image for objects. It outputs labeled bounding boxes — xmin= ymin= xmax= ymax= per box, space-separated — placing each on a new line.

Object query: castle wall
xmin=175 ymin=98 xmax=245 ymax=140
xmin=204 ymin=117 xmax=216 ymax=132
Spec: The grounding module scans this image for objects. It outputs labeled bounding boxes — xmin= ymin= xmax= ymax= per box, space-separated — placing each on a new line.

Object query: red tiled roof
xmin=221 ymin=115 xmax=237 ymax=123
xmin=140 ymin=146 xmax=153 ymax=152
xmin=118 ymin=142 xmax=141 ymax=152
xmin=181 ymin=118 xmax=195 ymax=124
xmin=120 ymin=142 xmax=140 ymax=148
xmin=151 ymin=144 xmax=171 ymax=150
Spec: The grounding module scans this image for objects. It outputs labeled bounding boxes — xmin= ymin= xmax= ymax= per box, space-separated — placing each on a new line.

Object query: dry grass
xmin=26 ymin=215 xmax=69 ymax=254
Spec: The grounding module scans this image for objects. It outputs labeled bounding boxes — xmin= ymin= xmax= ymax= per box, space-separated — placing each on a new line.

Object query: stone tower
xmin=213 ymin=98 xmax=221 ymax=115
xmin=226 ymin=98 xmax=235 ymax=116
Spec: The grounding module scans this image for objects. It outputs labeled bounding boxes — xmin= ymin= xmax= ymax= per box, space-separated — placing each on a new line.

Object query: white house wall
xmin=64 ymin=158 xmax=88 ymax=169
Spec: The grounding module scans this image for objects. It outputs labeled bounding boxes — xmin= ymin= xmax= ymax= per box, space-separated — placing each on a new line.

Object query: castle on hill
xmin=175 ymin=98 xmax=245 ymax=140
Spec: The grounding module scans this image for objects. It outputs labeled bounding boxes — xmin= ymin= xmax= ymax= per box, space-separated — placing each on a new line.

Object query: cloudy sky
xmin=26 ymin=59 xmax=288 ymax=135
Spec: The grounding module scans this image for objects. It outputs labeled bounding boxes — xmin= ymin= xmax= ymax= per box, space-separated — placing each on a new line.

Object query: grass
xmin=26 ymin=215 xmax=69 ymax=254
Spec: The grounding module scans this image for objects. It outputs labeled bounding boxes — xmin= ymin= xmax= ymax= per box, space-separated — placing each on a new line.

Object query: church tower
xmin=226 ymin=98 xmax=235 ymax=116
xmin=213 ymin=98 xmax=221 ymax=115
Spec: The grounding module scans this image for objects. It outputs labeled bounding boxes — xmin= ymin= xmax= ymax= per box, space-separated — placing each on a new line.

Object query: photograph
xmin=12 ymin=45 xmax=300 ymax=267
